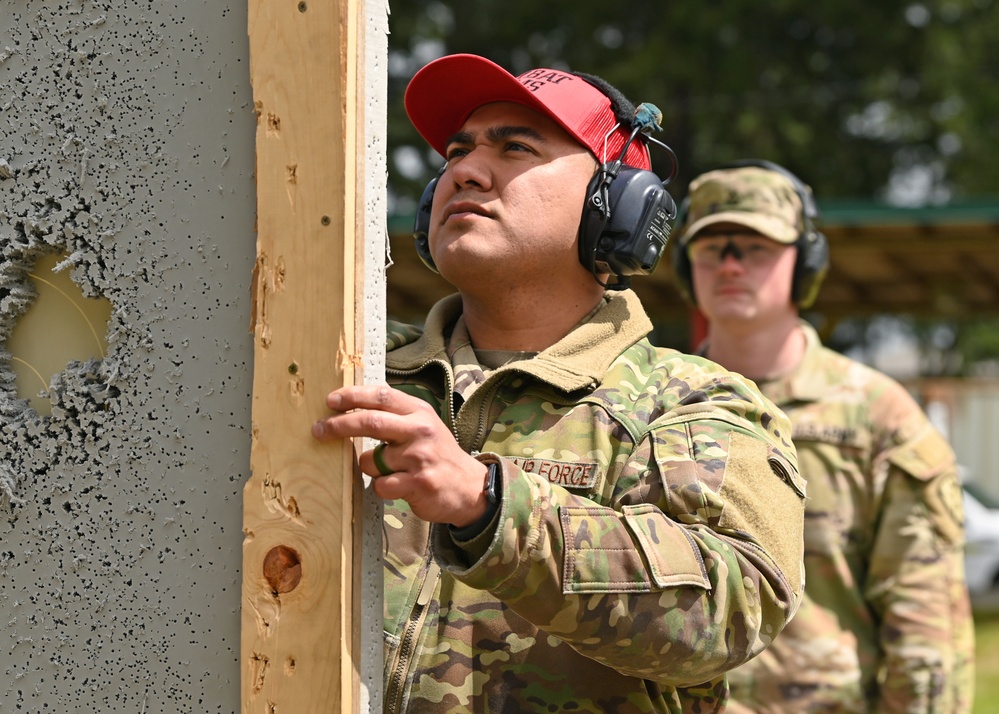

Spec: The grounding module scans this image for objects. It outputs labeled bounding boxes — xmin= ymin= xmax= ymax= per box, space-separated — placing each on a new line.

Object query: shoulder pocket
xmin=559 ymin=505 xmax=711 ymax=593
xmin=886 ymin=425 xmax=964 ymax=546
xmin=886 ymin=425 xmax=954 ymax=482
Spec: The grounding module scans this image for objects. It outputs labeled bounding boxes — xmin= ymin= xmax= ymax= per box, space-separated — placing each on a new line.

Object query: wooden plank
xmin=243 ymin=1 xmax=363 ymax=712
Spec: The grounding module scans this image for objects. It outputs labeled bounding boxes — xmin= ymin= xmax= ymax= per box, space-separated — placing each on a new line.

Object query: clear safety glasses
xmin=686 ymin=235 xmax=787 ymax=268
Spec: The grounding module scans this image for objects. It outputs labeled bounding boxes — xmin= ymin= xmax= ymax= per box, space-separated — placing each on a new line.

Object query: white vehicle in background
xmin=962 ymin=482 xmax=999 ymax=595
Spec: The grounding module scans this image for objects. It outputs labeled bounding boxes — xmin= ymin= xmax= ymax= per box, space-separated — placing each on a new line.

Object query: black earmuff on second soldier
xmin=670 ymin=159 xmax=829 ymax=309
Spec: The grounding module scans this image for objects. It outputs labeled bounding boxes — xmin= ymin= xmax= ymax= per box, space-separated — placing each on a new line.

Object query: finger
xmin=371 ymin=442 xmax=394 ymax=477
xmin=368 ymin=472 xmax=408 ymax=501
xmin=311 ymin=408 xmax=420 ymax=444
xmin=360 ymin=449 xmax=405 ymax=481
xmin=325 ymin=384 xmax=422 ymax=416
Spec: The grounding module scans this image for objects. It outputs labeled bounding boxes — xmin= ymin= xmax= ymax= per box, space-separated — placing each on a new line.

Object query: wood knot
xmin=263 ymin=545 xmax=302 ymax=595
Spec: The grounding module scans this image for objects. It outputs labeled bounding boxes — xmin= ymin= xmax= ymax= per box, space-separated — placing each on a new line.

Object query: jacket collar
xmin=754 ymin=320 xmax=831 ymax=404
xmin=386 ymin=290 xmax=653 ymax=392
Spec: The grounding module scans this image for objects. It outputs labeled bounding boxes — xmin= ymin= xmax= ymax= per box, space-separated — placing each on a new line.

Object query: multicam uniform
xmin=725 ymin=322 xmax=975 ymax=713
xmin=381 ymin=290 xmax=807 ymax=713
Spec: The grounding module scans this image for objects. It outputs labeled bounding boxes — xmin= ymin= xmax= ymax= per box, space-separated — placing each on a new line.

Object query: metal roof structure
xmin=385 ymin=200 xmax=999 ymax=326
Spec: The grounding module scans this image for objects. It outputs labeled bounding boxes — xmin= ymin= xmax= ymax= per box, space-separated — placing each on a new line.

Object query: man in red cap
xmin=313 ymin=55 xmax=807 ymax=712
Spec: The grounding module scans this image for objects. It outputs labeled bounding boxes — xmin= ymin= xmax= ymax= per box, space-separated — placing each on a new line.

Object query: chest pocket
xmin=790 ymin=412 xmax=872 ymax=545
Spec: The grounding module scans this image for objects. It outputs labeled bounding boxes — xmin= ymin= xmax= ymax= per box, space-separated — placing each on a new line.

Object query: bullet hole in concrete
xmin=5 ymin=252 xmax=113 ymax=416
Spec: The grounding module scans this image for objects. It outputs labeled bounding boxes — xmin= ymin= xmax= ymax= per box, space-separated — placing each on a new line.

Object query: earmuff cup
xmin=577 ymin=164 xmax=677 ymax=285
xmin=413 ymin=170 xmax=442 ymax=273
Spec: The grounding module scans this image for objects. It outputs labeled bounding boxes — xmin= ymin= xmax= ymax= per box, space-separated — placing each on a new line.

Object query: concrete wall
xmin=0 ymin=2 xmax=375 ymax=710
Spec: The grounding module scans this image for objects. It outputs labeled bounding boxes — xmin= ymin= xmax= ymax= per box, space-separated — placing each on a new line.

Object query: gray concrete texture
xmin=1 ymin=1 xmax=265 ymax=710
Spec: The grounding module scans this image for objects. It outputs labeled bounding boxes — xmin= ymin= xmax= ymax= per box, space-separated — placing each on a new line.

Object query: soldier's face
xmin=427 ymin=102 xmax=598 ymax=290
xmin=690 ymin=227 xmax=798 ymax=326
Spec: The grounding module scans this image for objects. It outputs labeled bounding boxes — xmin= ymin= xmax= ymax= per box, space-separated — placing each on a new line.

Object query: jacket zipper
xmin=384 ymin=360 xmax=453 ymax=712
xmin=385 ymin=560 xmax=440 ymax=713
xmin=470 ymin=379 xmax=503 ymax=453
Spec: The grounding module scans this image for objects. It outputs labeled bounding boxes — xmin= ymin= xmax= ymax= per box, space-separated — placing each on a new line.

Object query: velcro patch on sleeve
xmin=718 ymin=431 xmax=805 ymax=595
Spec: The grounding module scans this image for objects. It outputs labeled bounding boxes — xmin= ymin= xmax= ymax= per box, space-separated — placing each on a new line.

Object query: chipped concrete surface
xmin=1 ymin=2 xmax=257 ymax=709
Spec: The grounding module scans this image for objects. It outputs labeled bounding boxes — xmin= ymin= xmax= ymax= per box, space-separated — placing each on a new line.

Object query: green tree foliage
xmin=385 ymin=0 xmax=999 ymax=371
xmin=386 ymin=0 xmax=999 ymax=208
xmin=919 ymin=0 xmax=999 ymax=196
xmin=953 ymin=319 xmax=999 ymax=375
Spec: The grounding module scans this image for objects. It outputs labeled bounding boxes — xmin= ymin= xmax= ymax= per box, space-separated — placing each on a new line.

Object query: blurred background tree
xmin=386 ymin=0 xmax=999 ymax=210
xmin=383 ymin=0 xmax=999 ymax=374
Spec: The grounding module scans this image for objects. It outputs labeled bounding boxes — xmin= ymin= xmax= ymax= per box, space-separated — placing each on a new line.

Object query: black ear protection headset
xmin=413 ymin=170 xmax=442 ymax=273
xmin=412 ymin=76 xmax=679 ymax=290
xmin=575 ymin=126 xmax=678 ymax=289
xmin=670 ymin=159 xmax=829 ymax=309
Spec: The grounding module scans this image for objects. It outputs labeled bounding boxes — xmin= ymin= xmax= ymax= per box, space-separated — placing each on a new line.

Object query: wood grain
xmin=244 ymin=0 xmax=363 ymax=711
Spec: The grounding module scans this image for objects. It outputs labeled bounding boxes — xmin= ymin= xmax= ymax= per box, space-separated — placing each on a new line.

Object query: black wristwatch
xmin=449 ymin=462 xmax=501 ymax=542
xmin=484 ymin=461 xmax=500 ymax=506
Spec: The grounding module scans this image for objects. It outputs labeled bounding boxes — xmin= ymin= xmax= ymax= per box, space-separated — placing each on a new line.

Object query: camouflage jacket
xmin=725 ymin=322 xmax=975 ymax=713
xmin=381 ymin=290 xmax=806 ymax=713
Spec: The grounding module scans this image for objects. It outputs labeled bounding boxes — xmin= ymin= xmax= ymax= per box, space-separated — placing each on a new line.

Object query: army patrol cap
xmin=677 ymin=166 xmax=806 ymax=246
xmin=404 ymin=54 xmax=652 ymax=170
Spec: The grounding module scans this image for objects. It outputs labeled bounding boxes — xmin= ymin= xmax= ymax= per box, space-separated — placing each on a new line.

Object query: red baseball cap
xmin=404 ymin=54 xmax=651 ymax=170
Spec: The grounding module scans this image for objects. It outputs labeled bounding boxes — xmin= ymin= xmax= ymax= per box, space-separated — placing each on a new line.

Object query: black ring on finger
xmin=372 ymin=442 xmax=393 ymax=477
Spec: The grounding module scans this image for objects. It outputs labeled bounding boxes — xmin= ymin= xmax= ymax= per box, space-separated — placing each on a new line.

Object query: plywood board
xmin=243 ymin=0 xmax=364 ymax=711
